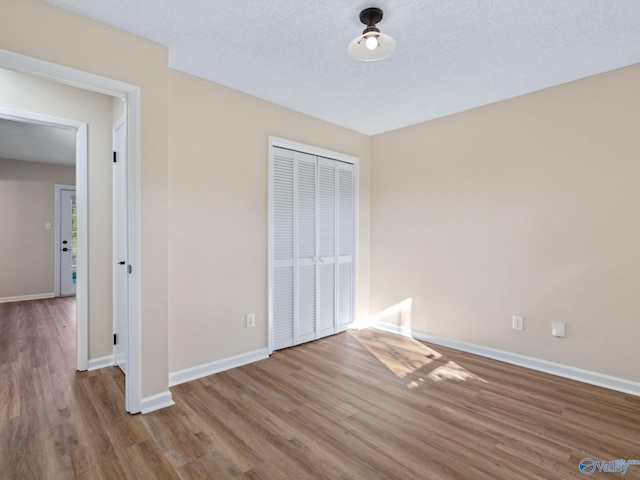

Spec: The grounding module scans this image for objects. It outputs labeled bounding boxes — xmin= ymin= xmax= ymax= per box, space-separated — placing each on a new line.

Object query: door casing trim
xmin=0 ymin=48 xmax=142 ymax=414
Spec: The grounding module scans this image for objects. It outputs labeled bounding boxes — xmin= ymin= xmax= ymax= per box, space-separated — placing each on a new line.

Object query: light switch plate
xmin=552 ymin=321 xmax=565 ymax=337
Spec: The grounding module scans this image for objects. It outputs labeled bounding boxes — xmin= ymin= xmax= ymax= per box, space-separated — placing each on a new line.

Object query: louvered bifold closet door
xmin=271 ymin=143 xmax=355 ymax=352
xmin=295 ymin=151 xmax=318 ymax=344
xmin=272 ymin=147 xmax=295 ymax=350
xmin=336 ymin=161 xmax=355 ymax=331
xmin=317 ymin=158 xmax=337 ymax=338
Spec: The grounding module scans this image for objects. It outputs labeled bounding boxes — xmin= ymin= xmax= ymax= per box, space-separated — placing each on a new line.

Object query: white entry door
xmin=113 ymin=120 xmax=128 ymax=374
xmin=60 ymin=188 xmax=77 ymax=296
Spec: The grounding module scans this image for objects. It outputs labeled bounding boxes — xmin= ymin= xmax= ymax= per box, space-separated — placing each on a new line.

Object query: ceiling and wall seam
xmin=42 ymin=0 xmax=640 ymax=136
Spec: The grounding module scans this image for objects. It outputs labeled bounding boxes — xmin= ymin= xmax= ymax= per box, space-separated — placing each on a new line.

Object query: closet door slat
xmin=295 ymin=152 xmax=317 ymax=344
xmin=318 ymin=159 xmax=337 ymax=337
xmin=272 ymin=147 xmax=295 ymax=349
xmin=336 ymin=164 xmax=354 ymax=331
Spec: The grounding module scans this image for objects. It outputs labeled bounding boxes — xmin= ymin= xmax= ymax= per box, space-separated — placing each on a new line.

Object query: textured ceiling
xmin=44 ymin=0 xmax=640 ymax=135
xmin=0 ymin=118 xmax=76 ymax=166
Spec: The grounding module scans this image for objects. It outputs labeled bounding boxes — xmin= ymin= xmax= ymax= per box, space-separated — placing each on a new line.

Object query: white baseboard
xmin=350 ymin=318 xmax=376 ymax=330
xmin=374 ymin=322 xmax=640 ymax=397
xmin=140 ymin=391 xmax=175 ymax=414
xmin=372 ymin=321 xmax=414 ymax=338
xmin=0 ymin=293 xmax=56 ymax=304
xmin=87 ymin=355 xmax=114 ymax=371
xmin=169 ymin=348 xmax=269 ymax=387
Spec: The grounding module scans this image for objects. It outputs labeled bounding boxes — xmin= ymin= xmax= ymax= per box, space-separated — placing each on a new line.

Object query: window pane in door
xmin=71 ymin=197 xmax=77 ymax=284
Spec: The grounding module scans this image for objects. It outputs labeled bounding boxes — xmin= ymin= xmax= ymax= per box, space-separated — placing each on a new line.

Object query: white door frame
xmin=0 ymin=48 xmax=143 ymax=414
xmin=54 ymin=184 xmax=77 ymax=296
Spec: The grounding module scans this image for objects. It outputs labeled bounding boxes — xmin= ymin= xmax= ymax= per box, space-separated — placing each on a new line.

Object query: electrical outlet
xmin=246 ymin=313 xmax=255 ymax=328
xmin=512 ymin=315 xmax=524 ymax=331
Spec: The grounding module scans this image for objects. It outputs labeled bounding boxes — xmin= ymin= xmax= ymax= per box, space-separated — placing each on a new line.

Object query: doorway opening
xmin=0 ymin=106 xmax=88 ymax=367
xmin=0 ymin=48 xmax=142 ymax=413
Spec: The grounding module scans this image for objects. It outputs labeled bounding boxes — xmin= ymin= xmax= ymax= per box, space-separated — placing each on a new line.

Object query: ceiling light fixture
xmin=348 ymin=7 xmax=395 ymax=62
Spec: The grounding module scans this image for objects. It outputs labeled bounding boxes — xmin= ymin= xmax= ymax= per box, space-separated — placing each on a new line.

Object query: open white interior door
xmin=113 ymin=120 xmax=128 ymax=375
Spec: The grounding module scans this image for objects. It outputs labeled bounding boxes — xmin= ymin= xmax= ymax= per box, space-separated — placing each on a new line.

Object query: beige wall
xmin=1 ymin=0 xmax=169 ymax=397
xmin=168 ymin=70 xmax=371 ymax=372
xmin=0 ymin=68 xmax=114 ymax=359
xmin=4 ymin=0 xmax=635 ymax=400
xmin=370 ymin=65 xmax=640 ymax=382
xmin=0 ymin=158 xmax=75 ymax=298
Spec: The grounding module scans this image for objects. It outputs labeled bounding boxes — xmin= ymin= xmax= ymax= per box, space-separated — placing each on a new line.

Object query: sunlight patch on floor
xmin=407 ymin=361 xmax=487 ymax=390
xmin=351 ymin=327 xmax=488 ymax=387
xmin=353 ymin=329 xmax=442 ymax=378
xmin=407 ymin=361 xmax=487 ymax=389
xmin=426 ymin=360 xmax=486 ymax=383
xmin=357 ymin=298 xmax=487 ymax=386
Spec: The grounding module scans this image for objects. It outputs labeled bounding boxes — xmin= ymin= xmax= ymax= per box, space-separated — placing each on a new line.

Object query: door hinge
xmin=113 ymin=151 xmax=117 ymax=163
xmin=113 ymin=333 xmax=118 ymax=345
xmin=128 ymin=264 xmax=132 ymax=274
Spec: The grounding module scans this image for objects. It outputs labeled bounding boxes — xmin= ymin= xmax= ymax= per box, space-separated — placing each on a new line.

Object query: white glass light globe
xmin=348 ymin=32 xmax=396 ymax=61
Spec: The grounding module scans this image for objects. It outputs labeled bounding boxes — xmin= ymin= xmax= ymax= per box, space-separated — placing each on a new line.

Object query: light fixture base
xmin=348 ymin=7 xmax=395 ymax=62
xmin=359 ymin=7 xmax=383 ymax=27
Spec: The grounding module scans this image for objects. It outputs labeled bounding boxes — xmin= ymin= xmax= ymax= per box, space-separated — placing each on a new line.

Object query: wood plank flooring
xmin=1 ymin=297 xmax=639 ymax=479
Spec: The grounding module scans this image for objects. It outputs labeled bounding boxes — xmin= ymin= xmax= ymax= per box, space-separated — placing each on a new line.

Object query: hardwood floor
xmin=1 ymin=298 xmax=639 ymax=479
